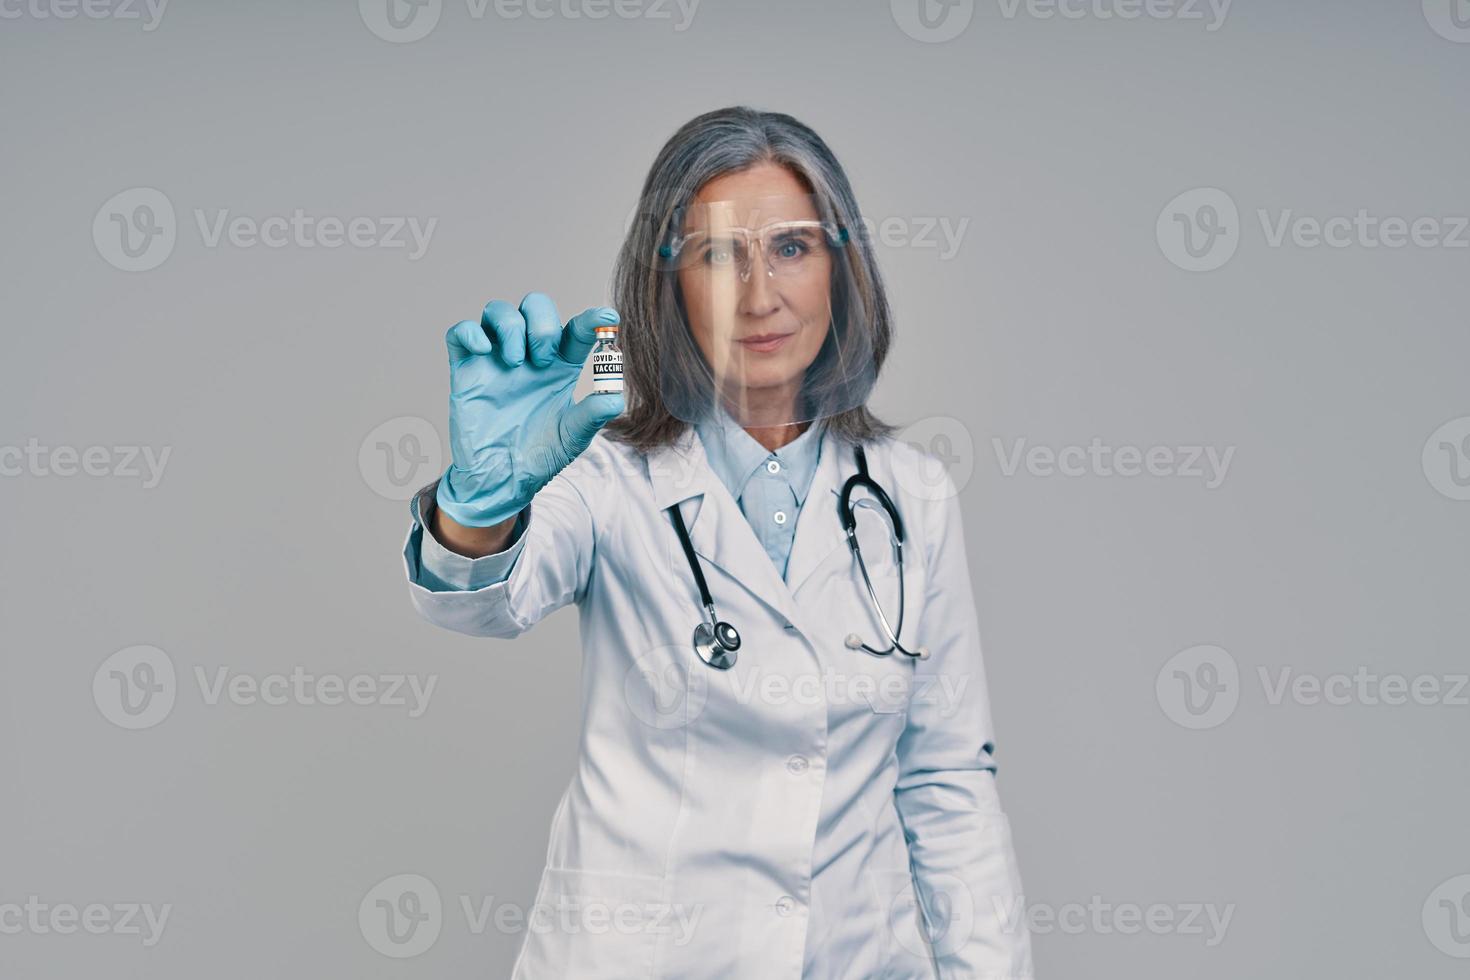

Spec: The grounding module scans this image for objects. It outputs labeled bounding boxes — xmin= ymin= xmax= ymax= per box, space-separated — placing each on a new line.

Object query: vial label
xmin=591 ymin=349 xmax=623 ymax=394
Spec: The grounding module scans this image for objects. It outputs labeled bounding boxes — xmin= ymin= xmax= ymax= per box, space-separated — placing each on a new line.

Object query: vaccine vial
xmin=591 ymin=323 xmax=623 ymax=395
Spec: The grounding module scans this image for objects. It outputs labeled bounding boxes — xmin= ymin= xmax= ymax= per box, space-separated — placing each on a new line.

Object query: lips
xmin=736 ymin=332 xmax=793 ymax=353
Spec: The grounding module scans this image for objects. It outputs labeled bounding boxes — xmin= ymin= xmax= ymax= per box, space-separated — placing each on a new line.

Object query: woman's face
xmin=676 ymin=163 xmax=832 ymax=421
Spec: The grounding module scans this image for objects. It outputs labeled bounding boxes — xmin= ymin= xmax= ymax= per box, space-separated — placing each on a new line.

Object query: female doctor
xmin=402 ymin=106 xmax=1033 ymax=979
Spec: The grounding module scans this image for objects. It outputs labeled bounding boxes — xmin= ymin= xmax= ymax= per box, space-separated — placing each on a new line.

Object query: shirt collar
xmin=693 ymin=404 xmax=827 ymax=506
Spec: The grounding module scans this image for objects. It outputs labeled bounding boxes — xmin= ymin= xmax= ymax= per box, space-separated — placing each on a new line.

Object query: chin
xmin=729 ymin=361 xmax=808 ymax=390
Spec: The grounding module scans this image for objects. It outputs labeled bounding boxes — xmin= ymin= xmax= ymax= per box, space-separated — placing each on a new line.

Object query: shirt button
xmin=786 ymin=754 xmax=809 ymax=775
xmin=775 ymin=895 xmax=796 ymax=916
xmin=773 ymin=510 xmax=787 ymax=525
xmin=766 ymin=459 xmax=781 ymax=473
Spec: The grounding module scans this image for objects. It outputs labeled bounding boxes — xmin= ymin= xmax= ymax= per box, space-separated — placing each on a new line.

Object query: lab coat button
xmin=773 ymin=510 xmax=787 ymax=525
xmin=766 ymin=459 xmax=781 ymax=473
xmin=785 ymin=754 xmax=809 ymax=775
xmin=775 ymin=895 xmax=796 ymax=916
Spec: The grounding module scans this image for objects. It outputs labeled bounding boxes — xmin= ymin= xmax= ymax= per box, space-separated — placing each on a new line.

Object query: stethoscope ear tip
xmin=844 ymin=634 xmax=863 ymax=649
xmin=914 ymin=646 xmax=931 ymax=660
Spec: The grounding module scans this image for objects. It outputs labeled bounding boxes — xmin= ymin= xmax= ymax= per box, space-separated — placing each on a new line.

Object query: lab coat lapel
xmin=783 ymin=426 xmax=850 ymax=598
xmin=647 ymin=426 xmax=799 ymax=629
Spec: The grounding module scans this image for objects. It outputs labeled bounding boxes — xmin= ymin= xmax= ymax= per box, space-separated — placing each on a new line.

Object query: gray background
xmin=3 ymin=0 xmax=1468 ymax=976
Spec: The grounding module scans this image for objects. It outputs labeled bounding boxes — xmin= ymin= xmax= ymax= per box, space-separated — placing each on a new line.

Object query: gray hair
xmin=603 ymin=106 xmax=899 ymax=452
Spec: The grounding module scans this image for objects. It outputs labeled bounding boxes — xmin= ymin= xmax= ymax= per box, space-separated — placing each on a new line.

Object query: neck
xmin=745 ymin=420 xmax=810 ymax=453
xmin=719 ymin=387 xmax=810 ymax=452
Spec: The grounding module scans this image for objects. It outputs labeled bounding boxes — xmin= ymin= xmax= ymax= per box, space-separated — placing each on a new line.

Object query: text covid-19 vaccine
xmin=591 ymin=323 xmax=623 ymax=395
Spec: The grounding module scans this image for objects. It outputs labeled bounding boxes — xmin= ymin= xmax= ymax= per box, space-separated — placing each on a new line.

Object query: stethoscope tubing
xmin=666 ymin=443 xmax=927 ymax=669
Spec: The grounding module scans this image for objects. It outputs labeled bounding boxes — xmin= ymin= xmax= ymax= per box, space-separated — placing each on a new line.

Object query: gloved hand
xmin=435 ymin=292 xmax=625 ymax=528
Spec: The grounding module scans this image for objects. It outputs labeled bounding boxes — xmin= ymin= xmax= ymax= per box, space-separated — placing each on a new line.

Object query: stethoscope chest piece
xmin=693 ymin=619 xmax=741 ymax=670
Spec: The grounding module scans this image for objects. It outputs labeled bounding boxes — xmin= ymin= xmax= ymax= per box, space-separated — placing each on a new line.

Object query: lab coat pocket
xmin=869 ymin=868 xmax=935 ymax=978
xmin=517 ymin=867 xmax=666 ymax=979
xmin=857 ymin=663 xmax=913 ymax=714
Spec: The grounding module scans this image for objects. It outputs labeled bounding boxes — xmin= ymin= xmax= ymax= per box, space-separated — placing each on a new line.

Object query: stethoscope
xmin=665 ymin=444 xmax=930 ymax=670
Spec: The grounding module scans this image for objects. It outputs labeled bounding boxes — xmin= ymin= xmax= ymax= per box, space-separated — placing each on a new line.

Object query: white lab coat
xmin=403 ymin=424 xmax=1034 ymax=979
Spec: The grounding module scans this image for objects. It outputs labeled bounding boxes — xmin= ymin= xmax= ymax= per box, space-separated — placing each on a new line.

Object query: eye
xmin=700 ymin=238 xmax=743 ymax=267
xmin=770 ymin=233 xmax=814 ymax=261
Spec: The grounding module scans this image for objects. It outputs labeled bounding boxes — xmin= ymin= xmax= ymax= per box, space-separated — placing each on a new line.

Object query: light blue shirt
xmin=409 ymin=409 xmax=827 ymax=592
xmin=689 ymin=406 xmax=825 ymax=581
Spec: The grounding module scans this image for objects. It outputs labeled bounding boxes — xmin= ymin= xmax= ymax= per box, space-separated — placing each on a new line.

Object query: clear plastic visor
xmin=650 ymin=192 xmax=878 ymax=429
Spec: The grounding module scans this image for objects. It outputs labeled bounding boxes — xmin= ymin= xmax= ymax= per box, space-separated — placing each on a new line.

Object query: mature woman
xmin=403 ymin=106 xmax=1033 ymax=979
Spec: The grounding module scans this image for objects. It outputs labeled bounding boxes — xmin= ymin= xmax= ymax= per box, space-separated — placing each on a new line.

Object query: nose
xmin=738 ymin=260 xmax=781 ymax=318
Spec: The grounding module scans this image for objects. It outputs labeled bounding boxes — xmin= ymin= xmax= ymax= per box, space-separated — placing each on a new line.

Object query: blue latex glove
xmin=435 ymin=292 xmax=625 ymax=527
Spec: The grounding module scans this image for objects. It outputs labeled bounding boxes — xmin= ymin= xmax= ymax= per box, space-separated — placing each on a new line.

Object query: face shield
xmin=647 ymin=192 xmax=878 ymax=429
